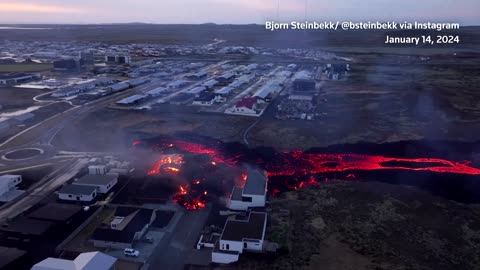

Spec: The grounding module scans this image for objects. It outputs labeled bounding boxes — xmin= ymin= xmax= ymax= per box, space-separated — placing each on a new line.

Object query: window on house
xmin=244 ymin=242 xmax=247 ymax=249
xmin=226 ymin=244 xmax=230 ymax=250
xmin=242 ymin=196 xmax=253 ymax=202
xmin=68 ymin=194 xmax=72 ymax=198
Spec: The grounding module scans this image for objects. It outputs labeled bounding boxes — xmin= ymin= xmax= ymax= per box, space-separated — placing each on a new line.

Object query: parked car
xmin=124 ymin=248 xmax=140 ymax=257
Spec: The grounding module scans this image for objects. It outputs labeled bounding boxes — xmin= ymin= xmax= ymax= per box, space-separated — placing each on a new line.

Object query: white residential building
xmin=92 ymin=207 xmax=155 ymax=249
xmin=88 ymin=165 xmax=107 ymax=175
xmin=58 ymin=184 xmax=97 ymax=202
xmin=228 ymin=170 xmax=268 ymax=211
xmin=73 ymin=174 xmax=118 ymax=194
xmin=212 ymin=212 xmax=267 ymax=264
xmin=31 ymin=251 xmax=117 ymax=270
xmin=0 ymin=175 xmax=24 ymax=202
xmin=225 ymin=97 xmax=258 ymax=115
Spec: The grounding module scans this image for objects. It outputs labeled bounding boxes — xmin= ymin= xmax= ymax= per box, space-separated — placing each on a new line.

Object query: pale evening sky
xmin=0 ymin=0 xmax=478 ymax=25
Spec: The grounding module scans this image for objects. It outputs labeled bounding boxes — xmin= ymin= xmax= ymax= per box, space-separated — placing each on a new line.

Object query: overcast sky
xmin=0 ymin=0 xmax=479 ymax=25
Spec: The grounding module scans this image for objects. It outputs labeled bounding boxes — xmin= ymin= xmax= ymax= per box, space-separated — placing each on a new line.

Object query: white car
xmin=124 ymin=248 xmax=140 ymax=257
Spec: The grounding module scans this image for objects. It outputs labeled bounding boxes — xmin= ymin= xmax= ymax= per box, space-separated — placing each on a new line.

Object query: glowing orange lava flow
xmin=156 ymin=140 xmax=480 ymax=176
xmin=172 ymin=184 xmax=207 ymax=210
xmin=265 ymin=151 xmax=480 ymax=177
xmin=168 ymin=140 xmax=239 ymax=165
xmin=148 ymin=154 xmax=183 ymax=175
xmin=141 ymin=139 xmax=480 ymax=209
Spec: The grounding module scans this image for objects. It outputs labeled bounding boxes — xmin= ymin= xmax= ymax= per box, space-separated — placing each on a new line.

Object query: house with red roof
xmin=226 ymin=97 xmax=259 ymax=115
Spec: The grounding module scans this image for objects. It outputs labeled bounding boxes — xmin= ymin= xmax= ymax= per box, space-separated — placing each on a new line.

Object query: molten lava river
xmin=133 ymin=138 xmax=480 ymax=210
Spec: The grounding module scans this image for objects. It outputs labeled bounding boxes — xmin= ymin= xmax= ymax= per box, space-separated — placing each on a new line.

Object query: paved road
xmin=242 ymin=118 xmax=261 ymax=146
xmin=147 ymin=204 xmax=212 ymax=270
xmin=0 ymin=158 xmax=88 ymax=222
xmin=0 ymin=83 xmax=148 ymax=152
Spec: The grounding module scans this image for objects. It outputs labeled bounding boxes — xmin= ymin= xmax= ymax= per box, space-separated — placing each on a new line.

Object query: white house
xmin=0 ymin=175 xmax=24 ymax=202
xmin=225 ymin=97 xmax=259 ymax=115
xmin=58 ymin=184 xmax=97 ymax=202
xmin=212 ymin=211 xmax=267 ymax=264
xmin=73 ymin=174 xmax=118 ymax=194
xmin=228 ymin=170 xmax=268 ymax=211
xmin=214 ymin=86 xmax=235 ymax=103
xmin=88 ymin=165 xmax=107 ymax=175
xmin=31 ymin=251 xmax=117 ymax=270
xmin=91 ymin=207 xmax=155 ymax=249
xmin=192 ymin=94 xmax=216 ymax=106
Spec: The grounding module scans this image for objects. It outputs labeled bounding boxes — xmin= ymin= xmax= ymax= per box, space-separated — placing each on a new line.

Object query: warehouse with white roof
xmin=116 ymin=94 xmax=146 ymax=105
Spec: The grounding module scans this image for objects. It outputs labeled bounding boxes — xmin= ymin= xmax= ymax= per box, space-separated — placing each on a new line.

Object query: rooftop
xmin=32 ymin=251 xmax=116 ymax=270
xmin=218 ymin=72 xmax=235 ymax=80
xmin=235 ymin=97 xmax=257 ymax=109
xmin=203 ymin=79 xmax=219 ymax=87
xmin=74 ymin=174 xmax=117 ymax=186
xmin=146 ymin=87 xmax=167 ymax=95
xmin=194 ymin=93 xmax=216 ymax=102
xmin=215 ymin=86 xmax=235 ymax=95
xmin=187 ymin=86 xmax=206 ymax=94
xmin=58 ymin=184 xmax=97 ymax=196
xmin=151 ymin=210 xmax=175 ymax=229
xmin=28 ymin=203 xmax=83 ymax=222
xmin=243 ymin=170 xmax=267 ymax=196
xmin=1 ymin=216 xmax=53 ymax=235
xmin=32 ymin=258 xmax=76 ymax=270
xmin=253 ymin=83 xmax=281 ymax=99
xmin=116 ymin=94 xmax=146 ymax=104
xmin=191 ymin=71 xmax=207 ymax=77
xmin=91 ymin=207 xmax=154 ymax=244
xmin=230 ymin=186 xmax=243 ymax=201
xmin=74 ymin=251 xmax=117 ymax=270
xmin=221 ymin=212 xmax=267 ymax=242
xmin=0 ymin=246 xmax=26 ymax=269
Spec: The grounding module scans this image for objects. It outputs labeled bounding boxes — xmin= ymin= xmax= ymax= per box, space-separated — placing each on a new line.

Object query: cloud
xmin=0 ymin=2 xmax=85 ymax=13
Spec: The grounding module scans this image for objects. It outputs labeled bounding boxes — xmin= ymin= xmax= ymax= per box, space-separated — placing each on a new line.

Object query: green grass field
xmin=0 ymin=63 xmax=52 ymax=72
